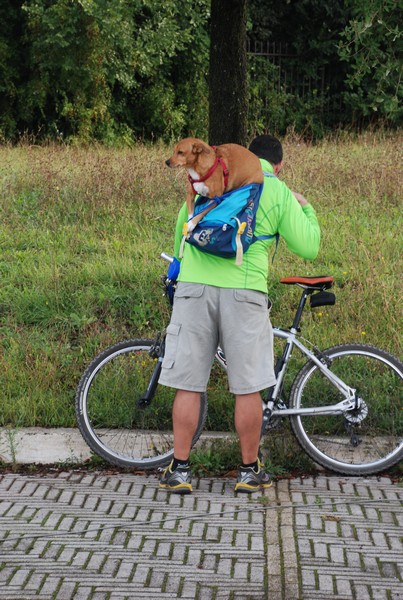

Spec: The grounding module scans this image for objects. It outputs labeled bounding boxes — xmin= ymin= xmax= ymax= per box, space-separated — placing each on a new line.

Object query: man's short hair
xmin=249 ymin=135 xmax=283 ymax=165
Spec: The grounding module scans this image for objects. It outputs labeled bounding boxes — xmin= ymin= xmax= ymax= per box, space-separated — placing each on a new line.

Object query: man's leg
xmin=234 ymin=392 xmax=272 ymax=492
xmin=173 ymin=390 xmax=201 ymax=460
xmin=159 ymin=389 xmax=200 ymax=494
xmin=234 ymin=392 xmax=262 ymax=463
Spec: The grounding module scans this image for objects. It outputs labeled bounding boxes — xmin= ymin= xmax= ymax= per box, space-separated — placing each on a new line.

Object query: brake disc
xmin=343 ymin=399 xmax=369 ymax=424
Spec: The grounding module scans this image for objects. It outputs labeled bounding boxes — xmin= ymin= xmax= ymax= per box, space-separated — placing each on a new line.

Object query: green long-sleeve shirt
xmin=174 ymin=159 xmax=320 ymax=293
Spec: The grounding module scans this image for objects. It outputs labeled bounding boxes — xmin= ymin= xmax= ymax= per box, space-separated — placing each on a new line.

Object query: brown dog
xmin=166 ymin=137 xmax=263 ymax=232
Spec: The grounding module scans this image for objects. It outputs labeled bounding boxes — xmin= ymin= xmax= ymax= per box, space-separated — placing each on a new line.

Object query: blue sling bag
xmin=180 ymin=173 xmax=279 ymax=265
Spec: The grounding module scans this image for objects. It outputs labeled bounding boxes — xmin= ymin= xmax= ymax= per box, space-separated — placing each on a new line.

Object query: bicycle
xmin=75 ymin=253 xmax=403 ymax=476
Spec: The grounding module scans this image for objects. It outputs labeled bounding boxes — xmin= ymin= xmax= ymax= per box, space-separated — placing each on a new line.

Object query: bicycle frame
xmin=214 ymin=329 xmax=358 ymax=418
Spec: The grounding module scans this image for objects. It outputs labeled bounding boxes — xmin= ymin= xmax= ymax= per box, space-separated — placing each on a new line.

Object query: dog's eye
xmin=177 ymin=150 xmax=184 ymax=155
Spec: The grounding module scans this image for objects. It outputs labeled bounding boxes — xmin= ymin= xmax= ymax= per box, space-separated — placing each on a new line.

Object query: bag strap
xmin=259 ymin=170 xmax=280 ymax=260
xmin=256 ymin=170 xmax=277 ymax=241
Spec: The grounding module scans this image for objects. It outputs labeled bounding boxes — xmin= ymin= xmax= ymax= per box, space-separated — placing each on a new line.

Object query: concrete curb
xmin=0 ymin=428 xmax=237 ymax=466
xmin=0 ymin=428 xmax=92 ymax=465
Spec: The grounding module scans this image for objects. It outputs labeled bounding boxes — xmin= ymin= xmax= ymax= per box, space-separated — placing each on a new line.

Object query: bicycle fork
xmin=137 ymin=333 xmax=165 ymax=408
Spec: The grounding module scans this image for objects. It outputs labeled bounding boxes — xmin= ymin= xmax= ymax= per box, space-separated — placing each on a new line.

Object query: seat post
xmin=291 ymin=288 xmax=310 ymax=331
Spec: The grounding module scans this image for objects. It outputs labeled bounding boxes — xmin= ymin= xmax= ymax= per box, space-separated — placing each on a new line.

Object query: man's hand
xmin=292 ymin=191 xmax=309 ymax=207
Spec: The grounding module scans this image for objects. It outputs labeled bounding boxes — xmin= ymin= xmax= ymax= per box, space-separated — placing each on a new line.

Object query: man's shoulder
xmin=260 ymin=172 xmax=290 ymax=202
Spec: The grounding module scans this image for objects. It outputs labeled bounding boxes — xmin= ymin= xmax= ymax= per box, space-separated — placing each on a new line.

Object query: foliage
xmin=248 ymin=56 xmax=333 ymax=140
xmin=338 ymin=0 xmax=403 ymax=124
xmin=0 ymin=0 xmax=210 ymax=142
xmin=191 ymin=430 xmax=314 ymax=477
xmin=0 ymin=1 xmax=27 ymax=140
xmin=0 ymin=0 xmax=401 ymax=142
xmin=120 ymin=0 xmax=210 ymax=140
xmin=247 ymin=0 xmax=402 ymax=136
xmin=191 ymin=439 xmax=242 ymax=476
xmin=247 ymin=0 xmax=352 ymax=137
xmin=0 ymin=0 xmax=402 ymax=145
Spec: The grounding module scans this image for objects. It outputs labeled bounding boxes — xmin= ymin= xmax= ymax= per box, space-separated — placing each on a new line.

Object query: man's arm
xmin=278 ymin=186 xmax=321 ymax=260
xmin=173 ymin=203 xmax=188 ymax=259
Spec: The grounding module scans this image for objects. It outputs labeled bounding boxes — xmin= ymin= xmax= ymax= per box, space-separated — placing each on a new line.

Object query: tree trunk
xmin=208 ymin=0 xmax=248 ymax=146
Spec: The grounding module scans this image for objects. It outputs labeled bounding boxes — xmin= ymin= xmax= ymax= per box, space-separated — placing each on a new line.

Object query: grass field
xmin=0 ymin=132 xmax=402 ymax=434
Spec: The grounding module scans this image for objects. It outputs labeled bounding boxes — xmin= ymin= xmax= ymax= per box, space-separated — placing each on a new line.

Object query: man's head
xmin=248 ymin=135 xmax=283 ymax=174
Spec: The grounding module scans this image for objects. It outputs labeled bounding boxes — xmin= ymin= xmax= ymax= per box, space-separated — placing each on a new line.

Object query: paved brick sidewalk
xmin=288 ymin=476 xmax=403 ymax=600
xmin=0 ymin=471 xmax=402 ymax=599
xmin=0 ymin=471 xmax=268 ymax=599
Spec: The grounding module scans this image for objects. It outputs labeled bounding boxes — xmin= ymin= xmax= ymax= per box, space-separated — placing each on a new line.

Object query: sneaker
xmin=159 ymin=460 xmax=192 ymax=494
xmin=234 ymin=460 xmax=272 ymax=493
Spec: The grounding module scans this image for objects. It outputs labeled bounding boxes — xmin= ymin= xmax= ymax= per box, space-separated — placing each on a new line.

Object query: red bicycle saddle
xmin=280 ymin=276 xmax=334 ymax=289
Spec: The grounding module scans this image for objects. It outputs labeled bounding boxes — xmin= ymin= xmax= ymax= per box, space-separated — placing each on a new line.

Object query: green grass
xmin=0 ymin=133 xmax=402 ymax=429
xmin=190 ymin=431 xmax=314 ymax=477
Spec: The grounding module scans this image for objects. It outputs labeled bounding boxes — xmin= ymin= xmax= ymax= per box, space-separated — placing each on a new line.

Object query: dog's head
xmin=166 ymin=138 xmax=212 ymax=169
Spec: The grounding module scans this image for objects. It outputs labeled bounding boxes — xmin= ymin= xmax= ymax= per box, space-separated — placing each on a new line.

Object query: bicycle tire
xmin=75 ymin=339 xmax=208 ymax=469
xmin=289 ymin=343 xmax=403 ymax=475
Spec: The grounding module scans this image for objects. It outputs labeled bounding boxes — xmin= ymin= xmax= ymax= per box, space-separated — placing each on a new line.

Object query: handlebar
xmin=160 ymin=252 xmax=174 ymax=263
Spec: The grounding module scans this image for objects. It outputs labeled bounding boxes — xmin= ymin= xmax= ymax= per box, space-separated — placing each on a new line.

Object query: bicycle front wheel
xmin=75 ymin=339 xmax=208 ymax=469
xmin=289 ymin=343 xmax=403 ymax=475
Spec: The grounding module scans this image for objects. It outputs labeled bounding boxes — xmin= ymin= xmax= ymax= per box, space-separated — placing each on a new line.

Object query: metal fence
xmin=246 ymin=39 xmax=343 ymax=133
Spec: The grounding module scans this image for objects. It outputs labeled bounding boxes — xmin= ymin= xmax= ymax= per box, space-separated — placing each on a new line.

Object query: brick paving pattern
xmin=289 ymin=476 xmax=403 ymax=600
xmin=0 ymin=472 xmax=267 ymax=599
xmin=0 ymin=471 xmax=402 ymax=599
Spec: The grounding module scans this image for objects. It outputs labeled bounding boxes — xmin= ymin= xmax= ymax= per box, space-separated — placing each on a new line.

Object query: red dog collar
xmin=188 ymin=146 xmax=229 ymax=196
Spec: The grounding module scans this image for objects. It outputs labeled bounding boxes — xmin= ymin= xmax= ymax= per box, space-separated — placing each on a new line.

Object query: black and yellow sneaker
xmin=234 ymin=460 xmax=272 ymax=494
xmin=159 ymin=460 xmax=192 ymax=494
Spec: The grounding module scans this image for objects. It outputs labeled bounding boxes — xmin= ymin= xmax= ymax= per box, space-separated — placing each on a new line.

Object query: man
xmin=159 ymin=134 xmax=320 ymax=494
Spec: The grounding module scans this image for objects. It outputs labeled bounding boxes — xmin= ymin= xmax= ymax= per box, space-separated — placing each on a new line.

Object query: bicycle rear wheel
xmin=75 ymin=339 xmax=208 ymax=469
xmin=289 ymin=343 xmax=403 ymax=475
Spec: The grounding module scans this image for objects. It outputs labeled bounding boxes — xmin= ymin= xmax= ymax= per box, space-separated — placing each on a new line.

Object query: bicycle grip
xmin=160 ymin=252 xmax=174 ymax=263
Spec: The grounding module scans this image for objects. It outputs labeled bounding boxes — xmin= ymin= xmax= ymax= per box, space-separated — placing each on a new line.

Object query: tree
xmin=21 ymin=0 xmax=138 ymax=141
xmin=208 ymin=0 xmax=248 ymax=146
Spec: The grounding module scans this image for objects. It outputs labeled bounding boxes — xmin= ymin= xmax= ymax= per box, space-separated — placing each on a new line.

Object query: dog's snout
xmin=165 ymin=159 xmax=171 ymax=167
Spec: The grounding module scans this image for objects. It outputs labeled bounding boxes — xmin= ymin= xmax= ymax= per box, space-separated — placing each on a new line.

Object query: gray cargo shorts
xmin=158 ymin=282 xmax=276 ymax=395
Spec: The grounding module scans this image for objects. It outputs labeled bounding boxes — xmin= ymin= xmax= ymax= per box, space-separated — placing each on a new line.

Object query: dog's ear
xmin=192 ymin=142 xmax=210 ymax=155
